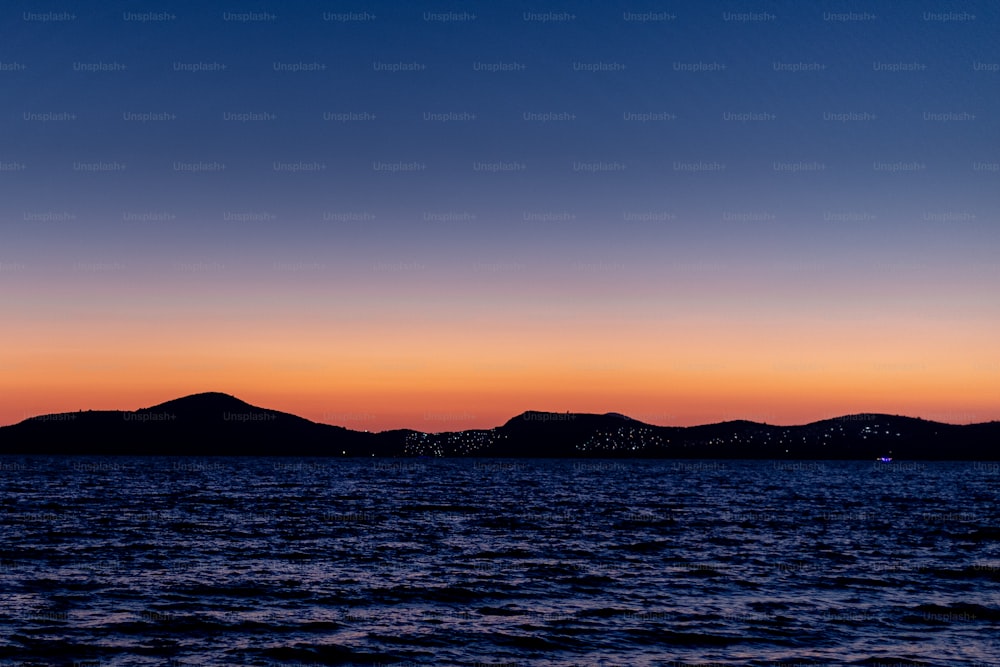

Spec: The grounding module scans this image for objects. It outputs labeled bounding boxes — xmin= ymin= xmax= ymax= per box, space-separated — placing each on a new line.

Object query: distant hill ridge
xmin=142 ymin=391 xmax=257 ymax=414
xmin=1 ymin=392 xmax=997 ymax=459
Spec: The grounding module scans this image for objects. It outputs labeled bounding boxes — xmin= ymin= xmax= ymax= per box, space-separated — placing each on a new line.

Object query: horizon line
xmin=2 ymin=391 xmax=994 ymax=432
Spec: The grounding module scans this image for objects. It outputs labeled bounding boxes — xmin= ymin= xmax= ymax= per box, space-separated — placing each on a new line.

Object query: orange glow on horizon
xmin=3 ymin=278 xmax=997 ymax=430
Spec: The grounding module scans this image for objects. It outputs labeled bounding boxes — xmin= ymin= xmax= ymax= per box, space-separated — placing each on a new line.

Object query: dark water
xmin=1 ymin=457 xmax=998 ymax=667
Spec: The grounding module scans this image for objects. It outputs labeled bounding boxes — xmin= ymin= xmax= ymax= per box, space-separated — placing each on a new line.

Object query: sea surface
xmin=0 ymin=456 xmax=998 ymax=667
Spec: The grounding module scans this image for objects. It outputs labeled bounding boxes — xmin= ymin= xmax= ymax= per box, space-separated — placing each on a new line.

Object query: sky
xmin=1 ymin=0 xmax=998 ymax=431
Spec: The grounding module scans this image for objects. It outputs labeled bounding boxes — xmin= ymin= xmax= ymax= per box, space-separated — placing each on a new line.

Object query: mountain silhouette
xmin=1 ymin=393 xmax=997 ymax=459
xmin=0 ymin=392 xmax=382 ymax=456
xmin=142 ymin=391 xmax=270 ymax=418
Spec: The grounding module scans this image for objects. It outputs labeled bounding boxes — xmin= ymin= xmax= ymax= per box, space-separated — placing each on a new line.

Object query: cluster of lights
xmin=403 ymin=429 xmax=505 ymax=456
xmin=578 ymin=426 xmax=666 ymax=453
xmin=398 ymin=420 xmax=911 ymax=457
xmin=859 ymin=424 xmax=902 ymax=439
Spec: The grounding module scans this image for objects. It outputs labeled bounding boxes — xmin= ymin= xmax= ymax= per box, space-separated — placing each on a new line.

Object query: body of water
xmin=0 ymin=457 xmax=998 ymax=666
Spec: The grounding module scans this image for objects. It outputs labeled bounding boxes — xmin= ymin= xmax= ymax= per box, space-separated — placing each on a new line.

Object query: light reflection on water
xmin=0 ymin=457 xmax=997 ymax=666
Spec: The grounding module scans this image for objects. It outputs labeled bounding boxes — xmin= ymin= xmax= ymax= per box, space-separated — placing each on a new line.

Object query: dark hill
xmin=0 ymin=395 xmax=997 ymax=459
xmin=0 ymin=392 xmax=393 ymax=456
xmin=141 ymin=391 xmax=269 ymax=418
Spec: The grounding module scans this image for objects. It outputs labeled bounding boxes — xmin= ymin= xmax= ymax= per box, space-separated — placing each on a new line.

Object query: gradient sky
xmin=2 ymin=0 xmax=998 ymax=431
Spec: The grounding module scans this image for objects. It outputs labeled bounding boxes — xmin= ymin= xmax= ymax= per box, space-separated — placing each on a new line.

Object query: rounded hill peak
xmin=140 ymin=392 xmax=258 ymax=415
